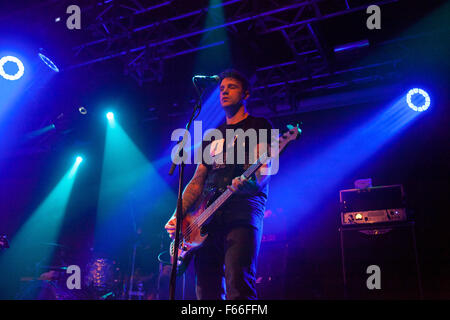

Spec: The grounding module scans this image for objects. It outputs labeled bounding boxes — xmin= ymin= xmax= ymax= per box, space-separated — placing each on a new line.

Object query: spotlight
xmin=78 ymin=107 xmax=88 ymax=115
xmin=406 ymin=88 xmax=430 ymax=112
xmin=0 ymin=56 xmax=25 ymax=80
xmin=69 ymin=156 xmax=84 ymax=178
xmin=106 ymin=112 xmax=115 ymax=121
xmin=38 ymin=52 xmax=59 ymax=72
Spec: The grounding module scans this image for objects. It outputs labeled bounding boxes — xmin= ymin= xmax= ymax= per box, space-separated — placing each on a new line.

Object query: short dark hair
xmin=219 ymin=69 xmax=250 ymax=93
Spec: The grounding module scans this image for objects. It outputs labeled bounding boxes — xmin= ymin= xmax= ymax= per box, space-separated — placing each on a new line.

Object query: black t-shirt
xmin=201 ymin=115 xmax=273 ymax=231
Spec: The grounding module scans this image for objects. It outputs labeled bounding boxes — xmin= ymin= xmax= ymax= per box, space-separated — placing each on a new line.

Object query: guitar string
xmin=173 ymin=131 xmax=298 ymax=255
xmin=183 ymin=153 xmax=266 ymax=237
xmin=182 ymin=155 xmax=267 ymax=239
xmin=179 ymin=130 xmax=293 ymax=241
xmin=182 ymin=154 xmax=264 ymax=236
xmin=182 ymin=164 xmax=256 ymax=239
xmin=181 ymin=133 xmax=289 ymax=238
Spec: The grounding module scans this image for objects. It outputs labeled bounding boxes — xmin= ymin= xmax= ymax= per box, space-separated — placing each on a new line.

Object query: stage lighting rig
xmin=0 ymin=56 xmax=25 ymax=81
xmin=406 ymin=88 xmax=430 ymax=112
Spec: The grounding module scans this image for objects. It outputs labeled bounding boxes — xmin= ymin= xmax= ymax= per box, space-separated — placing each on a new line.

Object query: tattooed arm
xmin=228 ymin=142 xmax=271 ymax=194
xmin=165 ymin=163 xmax=208 ymax=239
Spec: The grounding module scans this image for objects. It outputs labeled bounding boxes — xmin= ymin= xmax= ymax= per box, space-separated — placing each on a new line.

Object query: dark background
xmin=0 ymin=0 xmax=449 ymax=299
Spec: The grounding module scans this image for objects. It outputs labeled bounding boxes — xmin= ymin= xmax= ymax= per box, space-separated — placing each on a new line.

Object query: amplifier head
xmin=340 ymin=185 xmax=407 ymax=226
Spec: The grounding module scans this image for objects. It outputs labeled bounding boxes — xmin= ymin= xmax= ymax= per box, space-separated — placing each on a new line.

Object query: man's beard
xmin=223 ymin=101 xmax=242 ymax=117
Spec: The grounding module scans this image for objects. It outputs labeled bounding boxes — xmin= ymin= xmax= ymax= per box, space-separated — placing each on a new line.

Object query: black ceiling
xmin=0 ymin=0 xmax=448 ymax=147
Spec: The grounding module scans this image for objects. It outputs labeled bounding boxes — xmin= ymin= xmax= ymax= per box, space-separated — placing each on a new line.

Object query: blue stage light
xmin=0 ymin=56 xmax=25 ymax=80
xmin=106 ymin=112 xmax=116 ymax=128
xmin=334 ymin=40 xmax=369 ymax=53
xmin=69 ymin=156 xmax=84 ymax=178
xmin=38 ymin=53 xmax=59 ymax=72
xmin=406 ymin=88 xmax=430 ymax=112
xmin=106 ymin=112 xmax=114 ymax=121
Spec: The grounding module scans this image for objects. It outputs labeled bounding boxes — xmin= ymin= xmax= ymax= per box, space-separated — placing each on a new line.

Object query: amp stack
xmin=338 ymin=183 xmax=423 ymax=299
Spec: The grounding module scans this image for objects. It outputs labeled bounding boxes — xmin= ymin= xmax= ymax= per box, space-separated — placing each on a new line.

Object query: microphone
xmin=192 ymin=75 xmax=220 ymax=82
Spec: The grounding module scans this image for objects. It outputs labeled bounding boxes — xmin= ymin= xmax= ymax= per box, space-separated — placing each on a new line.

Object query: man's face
xmin=219 ymin=77 xmax=248 ymax=109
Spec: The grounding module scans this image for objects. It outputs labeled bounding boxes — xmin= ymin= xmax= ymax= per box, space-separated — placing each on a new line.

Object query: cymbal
xmin=36 ymin=265 xmax=68 ymax=271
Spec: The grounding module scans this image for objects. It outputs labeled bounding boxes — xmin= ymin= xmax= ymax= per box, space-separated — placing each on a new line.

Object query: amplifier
xmin=340 ymin=185 xmax=407 ymax=226
xmin=339 ymin=222 xmax=422 ymax=299
xmin=341 ymin=208 xmax=407 ymax=225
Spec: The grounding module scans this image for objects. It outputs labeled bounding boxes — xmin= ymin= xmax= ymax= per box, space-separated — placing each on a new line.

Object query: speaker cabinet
xmin=339 ymin=222 xmax=423 ymax=299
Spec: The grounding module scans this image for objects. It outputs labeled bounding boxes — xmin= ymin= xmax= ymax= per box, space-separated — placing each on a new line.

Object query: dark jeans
xmin=194 ymin=225 xmax=262 ymax=300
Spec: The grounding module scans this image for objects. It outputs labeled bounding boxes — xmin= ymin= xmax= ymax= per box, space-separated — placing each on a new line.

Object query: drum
xmin=84 ymin=258 xmax=120 ymax=296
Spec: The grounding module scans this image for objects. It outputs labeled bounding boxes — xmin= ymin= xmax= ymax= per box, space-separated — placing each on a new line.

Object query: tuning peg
xmin=287 ymin=124 xmax=302 ymax=134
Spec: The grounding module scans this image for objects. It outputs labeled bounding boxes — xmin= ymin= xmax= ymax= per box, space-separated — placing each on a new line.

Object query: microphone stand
xmin=168 ymin=78 xmax=205 ymax=300
xmin=127 ymin=193 xmax=139 ymax=300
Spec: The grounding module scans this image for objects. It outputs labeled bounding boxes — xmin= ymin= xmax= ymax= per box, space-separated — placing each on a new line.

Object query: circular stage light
xmin=106 ymin=112 xmax=114 ymax=121
xmin=406 ymin=88 xmax=430 ymax=112
xmin=38 ymin=53 xmax=59 ymax=72
xmin=76 ymin=156 xmax=83 ymax=163
xmin=0 ymin=56 xmax=25 ymax=80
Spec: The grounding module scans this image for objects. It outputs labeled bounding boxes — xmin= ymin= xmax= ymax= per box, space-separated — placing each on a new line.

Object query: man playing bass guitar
xmin=165 ymin=69 xmax=273 ymax=300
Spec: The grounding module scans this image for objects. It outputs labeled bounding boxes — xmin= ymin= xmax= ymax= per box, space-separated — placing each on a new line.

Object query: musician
xmin=165 ymin=69 xmax=273 ymax=300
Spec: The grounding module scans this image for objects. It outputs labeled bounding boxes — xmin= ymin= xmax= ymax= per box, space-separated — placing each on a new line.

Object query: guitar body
xmin=170 ymin=191 xmax=215 ymax=275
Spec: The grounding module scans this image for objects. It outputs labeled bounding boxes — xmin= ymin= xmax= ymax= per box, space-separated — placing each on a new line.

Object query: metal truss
xmin=68 ymin=1 xmax=392 ymax=71
xmin=248 ymin=58 xmax=403 ymax=117
xmin=64 ymin=0 xmax=401 ymax=112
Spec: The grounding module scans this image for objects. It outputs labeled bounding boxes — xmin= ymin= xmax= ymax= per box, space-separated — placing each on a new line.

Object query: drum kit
xmin=0 ymin=231 xmax=177 ymax=300
xmin=12 ymin=241 xmax=159 ymax=300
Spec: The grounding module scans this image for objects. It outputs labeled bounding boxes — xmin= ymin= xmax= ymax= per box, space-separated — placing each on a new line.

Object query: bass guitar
xmin=170 ymin=124 xmax=302 ymax=274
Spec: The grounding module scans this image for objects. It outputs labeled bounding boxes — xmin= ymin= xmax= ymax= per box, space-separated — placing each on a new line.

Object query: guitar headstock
xmin=269 ymin=123 xmax=302 ymax=158
xmin=285 ymin=123 xmax=302 ymax=141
